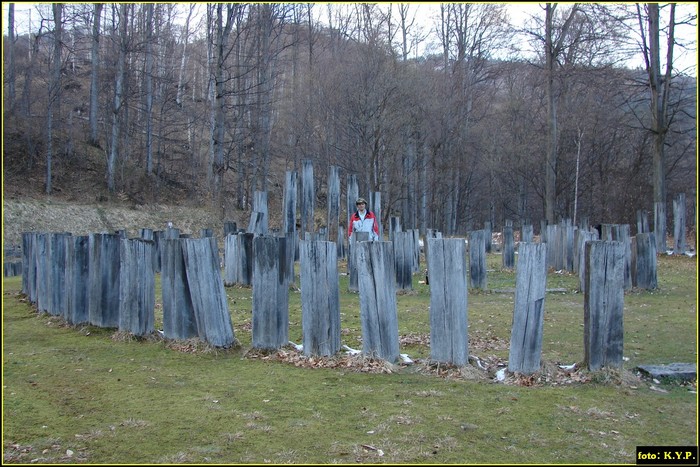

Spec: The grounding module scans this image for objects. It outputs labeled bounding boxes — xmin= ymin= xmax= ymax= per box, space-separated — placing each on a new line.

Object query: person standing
xmin=348 ymin=197 xmax=379 ymax=241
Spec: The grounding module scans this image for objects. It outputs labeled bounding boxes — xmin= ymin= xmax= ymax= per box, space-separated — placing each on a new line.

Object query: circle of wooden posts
xmin=18 ymin=214 xmax=662 ymax=372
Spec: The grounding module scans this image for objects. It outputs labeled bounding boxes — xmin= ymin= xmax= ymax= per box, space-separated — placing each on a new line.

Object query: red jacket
xmin=348 ymin=210 xmax=379 ymax=240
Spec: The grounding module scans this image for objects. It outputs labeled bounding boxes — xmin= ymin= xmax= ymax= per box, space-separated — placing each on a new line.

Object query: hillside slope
xmin=2 ymin=198 xmax=232 ymax=247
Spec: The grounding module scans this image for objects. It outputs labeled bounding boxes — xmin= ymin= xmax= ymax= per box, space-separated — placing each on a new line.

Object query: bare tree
xmin=7 ymin=3 xmax=16 ymax=114
xmin=639 ymin=3 xmax=674 ymax=246
xmin=46 ymin=3 xmax=63 ymax=194
xmin=89 ymin=3 xmax=103 ymax=146
xmin=144 ymin=3 xmax=154 ymax=176
xmin=107 ymin=3 xmax=128 ymax=193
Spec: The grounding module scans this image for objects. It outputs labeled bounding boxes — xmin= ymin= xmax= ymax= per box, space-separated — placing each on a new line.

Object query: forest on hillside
xmin=2 ymin=3 xmax=697 ymax=237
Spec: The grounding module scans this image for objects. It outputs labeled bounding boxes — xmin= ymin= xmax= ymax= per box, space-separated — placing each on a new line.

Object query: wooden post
xmin=48 ymin=232 xmax=70 ymax=316
xmin=427 ymin=238 xmax=469 ymax=366
xmin=584 ymin=241 xmax=625 ymax=371
xmin=348 ymin=232 xmax=369 ymax=292
xmin=35 ymin=232 xmax=49 ymax=313
xmin=21 ymin=232 xmax=36 ymax=300
xmin=673 ymin=193 xmax=686 ymax=255
xmin=369 ymin=191 xmax=382 ymax=239
xmin=161 ymin=238 xmax=198 ymax=340
xmin=632 ymin=233 xmax=658 ymax=290
xmin=484 ymin=221 xmax=492 ymax=253
xmin=468 ymin=230 xmax=487 ymax=290
xmin=327 ymin=166 xmax=340 ymax=245
xmin=424 ymin=229 xmax=442 ymax=284
xmin=181 ymin=238 xmax=235 ymax=348
xmin=521 ymin=224 xmax=533 ymax=243
xmin=346 ymin=174 xmax=359 ymax=229
xmin=502 ymin=224 xmax=515 ymax=269
xmin=545 ymin=224 xmax=557 ymax=268
xmin=88 ymin=233 xmax=121 ymax=328
xmin=357 ymin=241 xmax=400 ymax=362
xmin=389 ymin=216 xmax=401 ymax=242
xmin=411 ymin=229 xmax=420 ymax=273
xmin=654 ymin=201 xmax=667 ymax=254
xmin=300 ymin=240 xmax=341 ymax=357
xmin=613 ymin=224 xmax=632 ymax=291
xmin=119 ymin=238 xmax=155 ymax=336
xmin=224 ymin=221 xmax=238 ymax=236
xmin=64 ymin=235 xmax=90 ymax=325
xmin=252 ymin=236 xmax=289 ymax=350
xmin=301 ymin=160 xmax=314 ymax=236
xmin=392 ymin=230 xmax=413 ymax=291
xmin=576 ymin=229 xmax=598 ymax=293
xmin=508 ymin=243 xmax=548 ymax=374
xmin=636 ymin=210 xmax=649 ymax=234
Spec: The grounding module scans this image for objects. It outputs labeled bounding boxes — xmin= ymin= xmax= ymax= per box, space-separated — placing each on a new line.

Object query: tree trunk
xmin=7 ymin=4 xmax=16 ymax=113
xmin=108 ymin=4 xmax=128 ymax=193
xmin=144 ymin=4 xmax=154 ymax=175
xmin=89 ymin=3 xmax=103 ymax=145
xmin=46 ymin=3 xmax=63 ymax=195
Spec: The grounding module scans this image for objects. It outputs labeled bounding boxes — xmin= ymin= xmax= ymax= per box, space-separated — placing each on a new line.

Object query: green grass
xmin=3 ymin=253 xmax=697 ymax=464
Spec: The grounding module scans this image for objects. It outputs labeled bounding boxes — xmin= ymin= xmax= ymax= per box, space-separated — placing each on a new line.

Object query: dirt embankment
xmin=3 ymin=199 xmax=232 ymax=248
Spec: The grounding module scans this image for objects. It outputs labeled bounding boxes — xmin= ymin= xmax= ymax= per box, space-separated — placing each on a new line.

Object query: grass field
xmin=2 ymin=252 xmax=697 ymax=464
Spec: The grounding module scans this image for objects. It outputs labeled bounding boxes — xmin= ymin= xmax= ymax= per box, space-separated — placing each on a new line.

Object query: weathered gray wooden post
xmin=411 ymin=229 xmax=420 ymax=273
xmin=502 ymin=224 xmax=515 ymax=269
xmin=392 ymin=230 xmax=413 ymax=291
xmin=300 ymin=240 xmax=341 ymax=357
xmin=484 ymin=221 xmax=492 ymax=253
xmin=247 ymin=191 xmax=269 ymax=235
xmin=247 ymin=211 xmax=266 ymax=235
xmin=35 ymin=232 xmax=49 ymax=313
xmin=224 ymin=232 xmax=254 ymax=286
xmin=88 ymin=233 xmax=121 ymax=328
xmin=48 ymin=232 xmax=70 ymax=316
xmin=521 ymin=224 xmax=533 ymax=243
xmin=576 ymin=229 xmax=599 ymax=293
xmin=427 ymin=238 xmax=469 ymax=366
xmin=327 ymin=166 xmax=340 ymax=246
xmin=369 ymin=191 xmax=382 ymax=239
xmin=119 ymin=238 xmax=155 ymax=336
xmin=64 ymin=235 xmax=90 ymax=325
xmin=584 ymin=241 xmax=625 ymax=371
xmin=181 ymin=238 xmax=235 ymax=348
xmin=252 ymin=236 xmax=290 ymax=350
xmin=545 ymin=224 xmax=557 ymax=268
xmin=508 ymin=243 xmax=548 ymax=374
xmin=21 ymin=232 xmax=36 ymax=300
xmin=654 ymin=201 xmax=666 ymax=253
xmin=283 ymin=170 xmax=299 ymax=261
xmin=152 ymin=230 xmax=164 ymax=273
xmin=224 ymin=221 xmax=238 ymax=236
xmin=632 ymin=233 xmax=658 ymax=290
xmin=673 ymin=193 xmax=686 ymax=255
xmin=164 ymin=227 xmax=180 ymax=239
xmin=540 ymin=220 xmax=548 ymax=243
xmin=424 ymin=229 xmax=442 ymax=284
xmin=348 ymin=232 xmax=369 ymax=291
xmin=140 ymin=228 xmax=160 ymax=273
xmin=389 ymin=216 xmax=401 ymax=242
xmin=613 ymin=224 xmax=632 ymax=290
xmin=301 ymin=160 xmax=315 ymax=237
xmin=561 ymin=219 xmax=574 ymax=272
xmin=357 ymin=241 xmax=400 ymax=362
xmin=636 ymin=210 xmax=649 ymax=234
xmin=282 ymin=231 xmax=296 ymax=285
xmin=161 ymin=238 xmax=198 ymax=340
xmin=468 ymin=229 xmax=487 ymax=290
xmin=346 ymin=173 xmax=359 ymax=216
